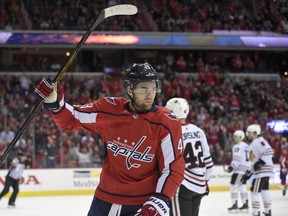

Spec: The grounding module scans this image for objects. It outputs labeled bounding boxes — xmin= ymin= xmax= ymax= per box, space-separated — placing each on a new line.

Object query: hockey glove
xmin=34 ymin=77 xmax=64 ymax=111
xmin=135 ymin=195 xmax=170 ymax=216
xmin=241 ymin=170 xmax=252 ymax=183
xmin=253 ymin=159 xmax=265 ymax=171
xmin=227 ymin=166 xmax=234 ymax=173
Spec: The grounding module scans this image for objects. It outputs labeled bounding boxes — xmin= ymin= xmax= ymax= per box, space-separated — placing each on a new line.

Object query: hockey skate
xmin=8 ymin=202 xmax=16 ymax=208
xmin=228 ymin=201 xmax=238 ymax=213
xmin=282 ymin=185 xmax=286 ymax=196
xmin=263 ymin=210 xmax=271 ymax=216
xmin=238 ymin=200 xmax=249 ymax=213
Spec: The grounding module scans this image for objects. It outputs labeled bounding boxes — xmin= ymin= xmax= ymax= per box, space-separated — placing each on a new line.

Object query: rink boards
xmin=0 ymin=165 xmax=284 ymax=197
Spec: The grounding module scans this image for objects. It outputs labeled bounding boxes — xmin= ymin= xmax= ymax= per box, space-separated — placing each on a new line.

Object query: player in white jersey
xmin=241 ymin=124 xmax=274 ymax=216
xmin=226 ymin=130 xmax=251 ymax=213
xmin=165 ymin=98 xmax=213 ymax=216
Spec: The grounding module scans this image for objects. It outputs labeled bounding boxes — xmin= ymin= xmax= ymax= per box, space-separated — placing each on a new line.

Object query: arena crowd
xmin=0 ymin=0 xmax=287 ymax=168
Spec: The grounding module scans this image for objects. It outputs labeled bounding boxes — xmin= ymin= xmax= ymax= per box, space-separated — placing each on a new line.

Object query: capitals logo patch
xmin=105 ymin=97 xmax=116 ymax=105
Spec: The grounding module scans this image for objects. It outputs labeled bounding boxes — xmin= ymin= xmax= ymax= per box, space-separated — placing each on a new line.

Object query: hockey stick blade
xmin=54 ymin=4 xmax=138 ymax=82
xmin=0 ymin=4 xmax=138 ymax=166
xmin=104 ymin=4 xmax=138 ymax=18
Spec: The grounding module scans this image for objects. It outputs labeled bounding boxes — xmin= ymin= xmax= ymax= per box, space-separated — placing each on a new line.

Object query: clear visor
xmin=131 ymin=79 xmax=161 ymax=93
xmin=133 ymin=87 xmax=161 ymax=94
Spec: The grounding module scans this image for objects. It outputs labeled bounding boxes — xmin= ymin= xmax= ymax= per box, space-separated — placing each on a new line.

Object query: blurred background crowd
xmin=0 ymin=0 xmax=287 ymax=169
xmin=1 ymin=0 xmax=287 ymax=32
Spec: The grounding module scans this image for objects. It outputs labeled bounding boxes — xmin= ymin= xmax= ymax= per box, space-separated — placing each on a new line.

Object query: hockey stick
xmin=0 ymin=4 xmax=138 ymax=166
xmin=231 ymin=171 xmax=252 ymax=192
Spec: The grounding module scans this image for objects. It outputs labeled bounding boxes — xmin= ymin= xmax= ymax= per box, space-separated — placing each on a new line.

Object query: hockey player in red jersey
xmin=279 ymin=147 xmax=288 ymax=196
xmin=34 ymin=63 xmax=185 ymax=216
xmin=165 ymin=98 xmax=213 ymax=216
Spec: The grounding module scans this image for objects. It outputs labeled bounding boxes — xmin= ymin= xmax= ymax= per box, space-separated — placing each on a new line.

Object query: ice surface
xmin=200 ymin=190 xmax=288 ymax=216
xmin=0 ymin=190 xmax=287 ymax=216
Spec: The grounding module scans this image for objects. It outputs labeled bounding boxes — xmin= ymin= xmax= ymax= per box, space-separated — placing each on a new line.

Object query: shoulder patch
xmin=79 ymin=103 xmax=93 ymax=109
xmin=165 ymin=113 xmax=178 ymax=120
xmin=104 ymin=97 xmax=117 ymax=105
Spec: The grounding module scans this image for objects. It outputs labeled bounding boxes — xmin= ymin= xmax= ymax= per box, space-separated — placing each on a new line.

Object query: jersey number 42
xmin=183 ymin=140 xmax=204 ymax=169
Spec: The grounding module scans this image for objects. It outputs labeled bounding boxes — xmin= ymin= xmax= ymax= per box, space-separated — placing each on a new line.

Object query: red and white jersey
xmin=279 ymin=152 xmax=288 ymax=170
xmin=180 ymin=123 xmax=214 ymax=194
xmin=230 ymin=141 xmax=251 ymax=175
xmin=248 ymin=137 xmax=274 ymax=178
xmin=51 ymin=97 xmax=184 ymax=205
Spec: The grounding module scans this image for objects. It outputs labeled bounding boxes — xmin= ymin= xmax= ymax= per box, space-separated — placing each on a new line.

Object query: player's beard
xmin=246 ymin=136 xmax=253 ymax=142
xmin=132 ymin=97 xmax=154 ymax=113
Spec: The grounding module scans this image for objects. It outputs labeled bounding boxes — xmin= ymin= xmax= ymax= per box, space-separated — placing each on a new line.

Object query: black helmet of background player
xmin=18 ymin=152 xmax=27 ymax=160
xmin=124 ymin=63 xmax=161 ymax=93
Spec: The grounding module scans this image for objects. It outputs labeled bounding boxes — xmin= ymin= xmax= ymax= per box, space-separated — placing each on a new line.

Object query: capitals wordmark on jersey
xmin=107 ymin=136 xmax=154 ymax=169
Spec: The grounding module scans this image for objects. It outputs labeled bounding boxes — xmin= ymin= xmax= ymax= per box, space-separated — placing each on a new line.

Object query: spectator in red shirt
xmin=175 ymin=55 xmax=187 ymax=72
xmin=229 ymin=95 xmax=240 ymax=112
xmin=232 ymin=54 xmax=243 ymax=72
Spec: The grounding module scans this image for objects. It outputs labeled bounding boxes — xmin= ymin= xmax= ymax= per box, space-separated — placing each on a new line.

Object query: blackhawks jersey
xmin=248 ymin=137 xmax=274 ymax=178
xmin=230 ymin=141 xmax=251 ymax=175
xmin=51 ymin=97 xmax=185 ymax=205
xmin=180 ymin=123 xmax=213 ymax=194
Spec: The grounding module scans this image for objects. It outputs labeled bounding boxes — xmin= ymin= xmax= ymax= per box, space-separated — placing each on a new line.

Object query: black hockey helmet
xmin=18 ymin=151 xmax=27 ymax=158
xmin=124 ymin=63 xmax=161 ymax=93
